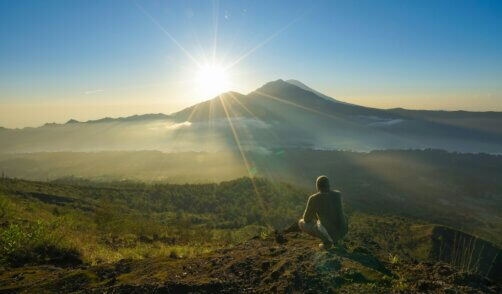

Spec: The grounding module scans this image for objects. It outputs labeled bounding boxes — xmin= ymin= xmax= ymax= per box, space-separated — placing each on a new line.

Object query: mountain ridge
xmin=1 ymin=79 xmax=502 ymax=154
xmin=285 ymin=79 xmax=351 ymax=105
xmin=1 ymin=79 xmax=501 ymax=130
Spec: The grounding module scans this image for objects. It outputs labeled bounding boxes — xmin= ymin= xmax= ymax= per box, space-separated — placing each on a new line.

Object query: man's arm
xmin=302 ymin=195 xmax=317 ymax=223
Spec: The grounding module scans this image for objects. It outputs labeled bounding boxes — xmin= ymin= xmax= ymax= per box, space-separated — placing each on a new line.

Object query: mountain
xmin=156 ymin=79 xmax=502 ymax=153
xmin=285 ymin=79 xmax=350 ymax=104
xmin=83 ymin=113 xmax=170 ymax=124
xmin=1 ymin=79 xmax=502 ymax=153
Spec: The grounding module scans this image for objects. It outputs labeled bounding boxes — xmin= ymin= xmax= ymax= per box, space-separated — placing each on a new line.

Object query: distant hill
xmin=1 ymin=79 xmax=502 ymax=153
xmin=387 ymin=108 xmax=502 ymax=136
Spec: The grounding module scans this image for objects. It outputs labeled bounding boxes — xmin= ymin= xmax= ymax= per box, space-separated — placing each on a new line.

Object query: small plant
xmin=395 ymin=278 xmax=407 ymax=291
xmin=391 ymin=271 xmax=409 ymax=291
xmin=389 ymin=253 xmax=400 ymax=265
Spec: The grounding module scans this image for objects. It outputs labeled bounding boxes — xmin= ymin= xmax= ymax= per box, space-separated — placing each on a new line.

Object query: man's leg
xmin=298 ymin=219 xmax=332 ymax=245
xmin=316 ymin=222 xmax=334 ymax=244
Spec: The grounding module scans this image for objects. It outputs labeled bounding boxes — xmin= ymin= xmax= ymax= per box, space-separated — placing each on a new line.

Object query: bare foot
xmin=318 ymin=242 xmax=333 ymax=250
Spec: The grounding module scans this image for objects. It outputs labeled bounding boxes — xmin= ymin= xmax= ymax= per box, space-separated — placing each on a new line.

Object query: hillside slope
xmin=0 ymin=178 xmax=500 ymax=292
xmin=1 ymin=223 xmax=500 ymax=293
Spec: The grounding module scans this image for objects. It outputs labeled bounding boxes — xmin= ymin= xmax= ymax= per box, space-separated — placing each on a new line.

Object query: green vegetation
xmin=388 ymin=253 xmax=400 ymax=265
xmin=0 ymin=220 xmax=79 ymax=267
xmin=0 ymin=177 xmax=306 ymax=266
xmin=1 ymin=148 xmax=501 ymax=245
xmin=0 ymin=177 xmax=499 ymax=292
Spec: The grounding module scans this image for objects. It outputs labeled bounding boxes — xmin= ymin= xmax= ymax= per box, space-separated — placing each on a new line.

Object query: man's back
xmin=303 ymin=190 xmax=347 ymax=241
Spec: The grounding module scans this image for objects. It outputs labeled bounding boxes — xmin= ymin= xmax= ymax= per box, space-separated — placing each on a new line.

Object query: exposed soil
xmin=1 ymin=227 xmax=500 ymax=293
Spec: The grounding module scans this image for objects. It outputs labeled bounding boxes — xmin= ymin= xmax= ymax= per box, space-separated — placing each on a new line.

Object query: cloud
xmin=166 ymin=121 xmax=192 ymax=130
xmin=369 ymin=119 xmax=404 ymax=126
xmin=192 ymin=117 xmax=271 ymax=129
xmin=148 ymin=118 xmax=269 ymax=132
xmin=356 ymin=115 xmax=405 ymax=127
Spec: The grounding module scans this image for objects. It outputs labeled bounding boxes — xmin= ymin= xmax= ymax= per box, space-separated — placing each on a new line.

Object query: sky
xmin=1 ymin=0 xmax=501 ymax=128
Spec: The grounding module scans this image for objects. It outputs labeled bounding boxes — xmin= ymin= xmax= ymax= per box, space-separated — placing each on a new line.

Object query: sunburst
xmin=134 ymin=0 xmax=311 ymax=205
xmin=196 ymin=63 xmax=230 ymax=98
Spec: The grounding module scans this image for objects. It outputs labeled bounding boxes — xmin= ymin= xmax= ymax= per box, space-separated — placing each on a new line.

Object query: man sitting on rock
xmin=298 ymin=175 xmax=348 ymax=250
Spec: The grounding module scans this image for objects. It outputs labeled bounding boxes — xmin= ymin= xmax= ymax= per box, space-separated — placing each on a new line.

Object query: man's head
xmin=316 ymin=175 xmax=330 ymax=192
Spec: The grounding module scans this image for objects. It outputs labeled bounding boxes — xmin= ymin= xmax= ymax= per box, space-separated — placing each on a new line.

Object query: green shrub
xmin=0 ymin=221 xmax=81 ymax=267
xmin=0 ymin=194 xmax=15 ymax=219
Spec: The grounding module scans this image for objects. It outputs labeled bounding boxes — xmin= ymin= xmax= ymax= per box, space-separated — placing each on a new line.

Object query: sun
xmin=196 ymin=64 xmax=230 ymax=98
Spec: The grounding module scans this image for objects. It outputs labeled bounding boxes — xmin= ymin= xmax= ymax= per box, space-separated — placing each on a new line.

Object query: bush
xmin=0 ymin=194 xmax=15 ymax=219
xmin=0 ymin=221 xmax=81 ymax=267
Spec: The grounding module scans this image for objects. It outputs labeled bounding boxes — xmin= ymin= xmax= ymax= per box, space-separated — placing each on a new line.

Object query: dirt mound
xmin=1 ymin=230 xmax=499 ymax=293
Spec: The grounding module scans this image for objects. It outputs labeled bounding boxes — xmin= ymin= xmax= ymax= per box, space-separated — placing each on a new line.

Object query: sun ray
xmin=92 ymin=78 xmax=193 ymax=96
xmin=186 ymin=101 xmax=202 ymax=122
xmin=170 ymin=100 xmax=202 ymax=152
xmin=134 ymin=0 xmax=201 ymax=67
xmin=219 ymin=94 xmax=265 ymax=210
xmin=227 ymin=92 xmax=255 ymax=118
xmin=253 ymin=90 xmax=350 ymax=124
xmin=211 ymin=0 xmax=220 ymax=65
xmin=227 ymin=92 xmax=281 ymax=141
xmin=189 ymin=27 xmax=210 ymax=66
xmin=224 ymin=12 xmax=307 ymax=71
xmin=208 ymin=94 xmax=215 ymax=129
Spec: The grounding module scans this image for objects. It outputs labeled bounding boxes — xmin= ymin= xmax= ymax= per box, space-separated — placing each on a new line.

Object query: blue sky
xmin=1 ymin=0 xmax=501 ymax=127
